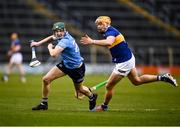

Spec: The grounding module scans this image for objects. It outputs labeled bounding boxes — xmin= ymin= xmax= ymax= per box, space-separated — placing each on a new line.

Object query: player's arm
xmin=7 ymin=45 xmax=21 ymax=56
xmin=80 ymin=34 xmax=115 ymax=47
xmin=31 ymin=35 xmax=54 ymax=47
xmin=47 ymin=43 xmax=64 ymax=58
xmin=11 ymin=45 xmax=21 ymax=52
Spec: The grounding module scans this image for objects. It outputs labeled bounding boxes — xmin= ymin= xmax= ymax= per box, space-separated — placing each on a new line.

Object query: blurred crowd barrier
xmin=1 ymin=64 xmax=180 ymax=75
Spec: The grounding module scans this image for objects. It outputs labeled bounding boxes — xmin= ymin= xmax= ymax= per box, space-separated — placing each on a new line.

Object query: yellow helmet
xmin=95 ymin=16 xmax=111 ymax=25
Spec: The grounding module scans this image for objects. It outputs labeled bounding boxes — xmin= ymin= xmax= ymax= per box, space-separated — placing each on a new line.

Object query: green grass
xmin=0 ymin=74 xmax=180 ymax=126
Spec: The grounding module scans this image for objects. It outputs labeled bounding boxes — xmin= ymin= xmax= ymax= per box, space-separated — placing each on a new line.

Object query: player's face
xmin=95 ymin=22 xmax=108 ymax=33
xmin=11 ymin=33 xmax=18 ymax=41
xmin=53 ymin=29 xmax=65 ymax=38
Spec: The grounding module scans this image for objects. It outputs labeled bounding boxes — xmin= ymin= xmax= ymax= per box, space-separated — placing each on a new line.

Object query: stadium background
xmin=0 ymin=0 xmax=180 ymax=74
xmin=0 ymin=0 xmax=180 ymax=126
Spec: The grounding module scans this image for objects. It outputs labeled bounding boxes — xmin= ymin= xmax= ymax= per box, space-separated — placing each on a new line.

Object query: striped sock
xmin=157 ymin=75 xmax=161 ymax=81
xmin=42 ymin=98 xmax=48 ymax=103
xmin=89 ymin=94 xmax=94 ymax=101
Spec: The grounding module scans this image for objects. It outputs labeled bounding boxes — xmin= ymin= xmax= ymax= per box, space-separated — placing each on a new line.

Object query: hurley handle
xmin=90 ymin=80 xmax=107 ymax=91
xmin=29 ymin=40 xmax=36 ymax=59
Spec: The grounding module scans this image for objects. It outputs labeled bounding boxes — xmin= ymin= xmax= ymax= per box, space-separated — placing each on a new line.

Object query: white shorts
xmin=10 ymin=52 xmax=23 ymax=64
xmin=113 ymin=54 xmax=135 ymax=76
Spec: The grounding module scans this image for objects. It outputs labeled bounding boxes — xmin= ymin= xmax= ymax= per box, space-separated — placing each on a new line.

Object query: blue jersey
xmin=11 ymin=39 xmax=21 ymax=46
xmin=103 ymin=26 xmax=132 ymax=63
xmin=56 ymin=32 xmax=84 ymax=69
xmin=11 ymin=39 xmax=21 ymax=53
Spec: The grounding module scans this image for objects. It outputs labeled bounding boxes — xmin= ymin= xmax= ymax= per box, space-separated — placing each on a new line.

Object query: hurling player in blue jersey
xmin=80 ymin=16 xmax=178 ymax=111
xmin=31 ymin=22 xmax=97 ymax=111
xmin=2 ymin=32 xmax=26 ymax=83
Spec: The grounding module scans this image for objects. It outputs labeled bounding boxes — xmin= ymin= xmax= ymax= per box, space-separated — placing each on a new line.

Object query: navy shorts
xmin=56 ymin=62 xmax=85 ymax=84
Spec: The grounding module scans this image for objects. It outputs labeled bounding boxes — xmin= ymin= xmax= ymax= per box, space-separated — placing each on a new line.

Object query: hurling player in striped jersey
xmin=80 ymin=16 xmax=178 ymax=112
xmin=2 ymin=32 xmax=26 ymax=83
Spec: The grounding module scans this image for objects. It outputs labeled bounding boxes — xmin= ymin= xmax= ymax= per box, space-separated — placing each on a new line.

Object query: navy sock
xmin=89 ymin=94 xmax=94 ymax=100
xmin=103 ymin=103 xmax=108 ymax=106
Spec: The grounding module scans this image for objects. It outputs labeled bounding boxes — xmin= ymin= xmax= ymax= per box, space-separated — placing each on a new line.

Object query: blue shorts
xmin=56 ymin=62 xmax=85 ymax=84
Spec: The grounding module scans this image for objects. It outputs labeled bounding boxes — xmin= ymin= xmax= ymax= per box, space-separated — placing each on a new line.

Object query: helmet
xmin=52 ymin=22 xmax=65 ymax=30
xmin=95 ymin=16 xmax=111 ymax=25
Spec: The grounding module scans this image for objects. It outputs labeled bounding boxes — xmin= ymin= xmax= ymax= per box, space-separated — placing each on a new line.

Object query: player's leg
xmin=74 ymin=85 xmax=88 ymax=100
xmin=7 ymin=54 xmax=16 ymax=75
xmin=128 ymin=68 xmax=177 ymax=86
xmin=96 ymin=72 xmax=123 ymax=111
xmin=67 ymin=62 xmax=97 ymax=111
xmin=16 ymin=63 xmax=26 ymax=82
xmin=74 ymin=82 xmax=97 ymax=111
xmin=42 ymin=66 xmax=65 ymax=98
xmin=7 ymin=62 xmax=14 ymax=74
xmin=105 ymin=73 xmax=124 ymax=105
xmin=96 ymin=54 xmax=136 ymax=111
xmin=68 ymin=62 xmax=97 ymax=111
xmin=2 ymin=59 xmax=14 ymax=82
xmin=127 ymin=54 xmax=157 ymax=85
xmin=15 ymin=53 xmax=26 ymax=83
xmin=74 ymin=83 xmax=92 ymax=97
xmin=128 ymin=68 xmax=157 ymax=85
xmin=19 ymin=53 xmax=26 ymax=83
xmin=32 ymin=66 xmax=65 ymax=110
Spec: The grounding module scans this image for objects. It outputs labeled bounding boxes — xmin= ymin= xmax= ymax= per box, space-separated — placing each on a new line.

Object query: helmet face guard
xmin=52 ymin=22 xmax=66 ymax=39
xmin=53 ymin=30 xmax=66 ymax=40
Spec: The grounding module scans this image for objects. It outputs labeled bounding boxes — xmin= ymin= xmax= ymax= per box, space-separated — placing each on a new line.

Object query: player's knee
xmin=106 ymin=83 xmax=113 ymax=91
xmin=131 ymin=78 xmax=141 ymax=86
xmin=42 ymin=76 xmax=51 ymax=85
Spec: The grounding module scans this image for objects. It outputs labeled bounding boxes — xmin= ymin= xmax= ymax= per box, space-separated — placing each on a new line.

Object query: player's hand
xmin=80 ymin=34 xmax=93 ymax=45
xmin=7 ymin=51 xmax=12 ymax=57
xmin=30 ymin=41 xmax=40 ymax=47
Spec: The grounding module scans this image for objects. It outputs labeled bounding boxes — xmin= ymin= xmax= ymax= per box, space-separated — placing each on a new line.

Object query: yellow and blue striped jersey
xmin=103 ymin=26 xmax=132 ymax=63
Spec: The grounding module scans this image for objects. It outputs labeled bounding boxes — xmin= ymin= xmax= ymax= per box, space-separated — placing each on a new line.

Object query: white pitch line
xmin=104 ymin=108 xmax=180 ymax=112
xmin=55 ymin=108 xmax=180 ymax=112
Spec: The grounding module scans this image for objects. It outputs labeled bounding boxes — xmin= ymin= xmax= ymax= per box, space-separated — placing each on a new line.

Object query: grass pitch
xmin=0 ymin=74 xmax=180 ymax=126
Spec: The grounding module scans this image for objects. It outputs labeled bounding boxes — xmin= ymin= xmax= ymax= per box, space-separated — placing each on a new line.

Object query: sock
xmin=41 ymin=98 xmax=48 ymax=104
xmin=89 ymin=94 xmax=94 ymax=101
xmin=102 ymin=102 xmax=108 ymax=106
xmin=88 ymin=87 xmax=92 ymax=92
xmin=21 ymin=76 xmax=26 ymax=82
xmin=3 ymin=74 xmax=9 ymax=81
xmin=101 ymin=103 xmax=108 ymax=110
xmin=157 ymin=75 xmax=161 ymax=81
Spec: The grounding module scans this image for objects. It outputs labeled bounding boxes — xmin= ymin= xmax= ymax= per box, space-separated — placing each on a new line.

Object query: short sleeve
xmin=14 ymin=39 xmax=21 ymax=45
xmin=57 ymin=39 xmax=68 ymax=49
xmin=106 ymin=29 xmax=117 ymax=37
